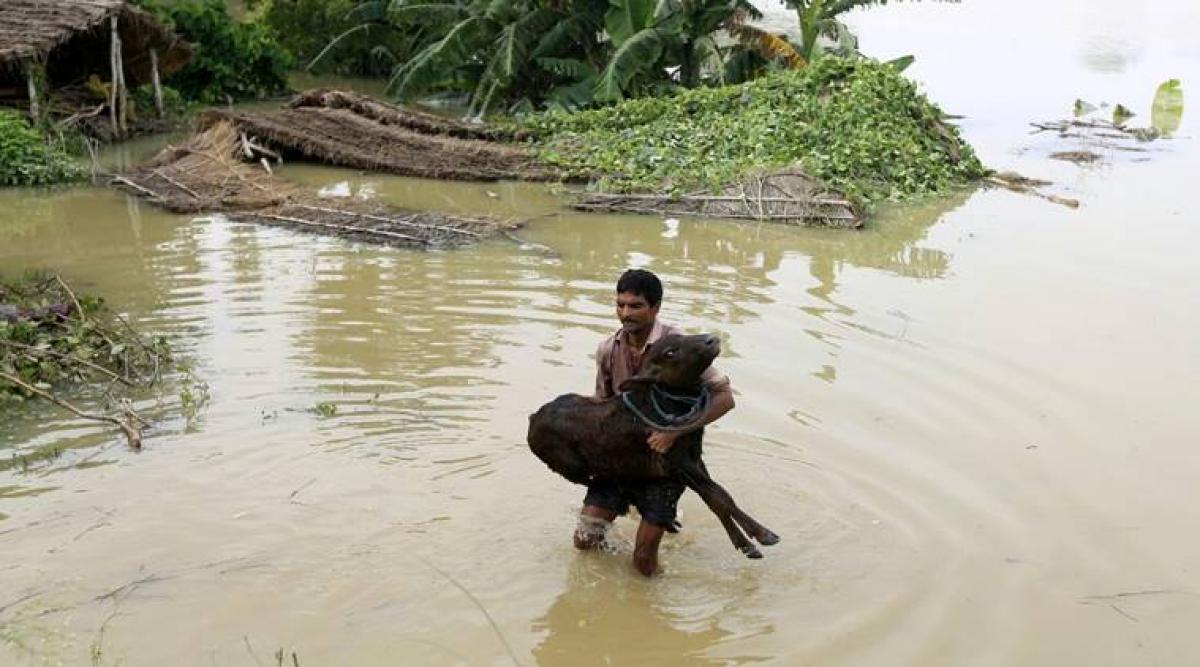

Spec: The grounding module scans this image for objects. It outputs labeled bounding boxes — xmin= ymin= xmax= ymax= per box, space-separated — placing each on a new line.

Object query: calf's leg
xmin=693 ymin=460 xmax=780 ymax=546
xmin=677 ymin=469 xmax=762 ymax=558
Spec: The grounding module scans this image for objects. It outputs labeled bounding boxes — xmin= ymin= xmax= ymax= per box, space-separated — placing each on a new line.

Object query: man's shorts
xmin=583 ymin=478 xmax=686 ymax=532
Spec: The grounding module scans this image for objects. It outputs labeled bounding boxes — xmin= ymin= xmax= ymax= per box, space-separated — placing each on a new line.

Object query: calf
xmin=528 ymin=333 xmax=779 ymax=558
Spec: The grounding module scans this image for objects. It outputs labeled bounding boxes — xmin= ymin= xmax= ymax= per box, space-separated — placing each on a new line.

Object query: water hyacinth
xmin=523 ymin=57 xmax=987 ymax=205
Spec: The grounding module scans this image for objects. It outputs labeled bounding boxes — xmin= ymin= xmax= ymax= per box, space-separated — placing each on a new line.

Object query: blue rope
xmin=620 ymin=385 xmax=710 ymax=432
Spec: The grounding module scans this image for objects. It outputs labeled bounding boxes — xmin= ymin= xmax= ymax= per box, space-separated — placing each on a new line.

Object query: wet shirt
xmin=594 ymin=320 xmax=732 ymax=400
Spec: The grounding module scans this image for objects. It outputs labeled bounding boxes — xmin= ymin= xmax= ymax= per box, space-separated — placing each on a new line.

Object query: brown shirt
xmin=594 ymin=320 xmax=732 ymax=399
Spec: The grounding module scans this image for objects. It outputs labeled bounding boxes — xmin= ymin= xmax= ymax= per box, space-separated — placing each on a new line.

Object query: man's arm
xmin=646 ymin=371 xmax=735 ymax=453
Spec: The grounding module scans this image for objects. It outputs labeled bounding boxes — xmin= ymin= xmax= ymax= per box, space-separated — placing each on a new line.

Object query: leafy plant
xmin=257 ymin=0 xmax=413 ymax=76
xmin=134 ymin=0 xmax=292 ymax=103
xmin=524 ymin=57 xmax=986 ymax=205
xmin=784 ymin=0 xmax=957 ymax=62
xmin=1150 ymin=79 xmax=1183 ymax=135
xmin=0 ymin=111 xmax=85 ymax=187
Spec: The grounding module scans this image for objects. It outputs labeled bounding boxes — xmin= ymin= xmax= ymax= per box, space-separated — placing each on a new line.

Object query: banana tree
xmin=784 ymin=0 xmax=957 ymax=61
xmin=595 ymin=0 xmax=743 ymax=101
xmin=384 ymin=0 xmax=608 ymax=114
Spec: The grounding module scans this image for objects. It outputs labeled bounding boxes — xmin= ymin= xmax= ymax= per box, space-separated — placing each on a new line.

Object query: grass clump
xmin=0 ymin=112 xmax=86 ymax=187
xmin=523 ymin=57 xmax=986 ymax=205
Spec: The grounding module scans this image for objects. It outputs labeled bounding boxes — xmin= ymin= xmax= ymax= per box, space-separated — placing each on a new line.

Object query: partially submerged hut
xmin=572 ymin=171 xmax=862 ymax=229
xmin=200 ymin=90 xmax=561 ymax=182
xmin=112 ymin=120 xmax=520 ymax=249
xmin=0 ymin=0 xmax=192 ymax=137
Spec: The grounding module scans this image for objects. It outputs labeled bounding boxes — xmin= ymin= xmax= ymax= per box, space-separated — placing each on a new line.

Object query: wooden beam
xmin=113 ymin=17 xmax=129 ymax=135
xmin=109 ymin=16 xmax=119 ymax=136
xmin=150 ymin=49 xmax=164 ymax=118
xmin=26 ymin=69 xmax=37 ymax=120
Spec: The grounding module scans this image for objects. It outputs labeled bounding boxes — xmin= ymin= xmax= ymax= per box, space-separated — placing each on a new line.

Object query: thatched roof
xmin=112 ymin=121 xmax=520 ymax=249
xmin=572 ymin=171 xmax=863 ymax=228
xmin=0 ymin=0 xmax=192 ymax=84
xmin=198 ymin=90 xmax=562 ymax=182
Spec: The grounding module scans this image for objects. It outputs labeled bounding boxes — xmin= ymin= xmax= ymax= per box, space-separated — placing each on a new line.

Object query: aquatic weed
xmin=523 ymin=57 xmax=986 ymax=206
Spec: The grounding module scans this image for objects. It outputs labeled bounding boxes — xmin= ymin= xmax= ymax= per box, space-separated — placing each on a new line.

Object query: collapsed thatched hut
xmin=199 ymin=90 xmax=561 ymax=182
xmin=112 ymin=120 xmax=520 ymax=249
xmin=0 ymin=0 xmax=192 ymax=136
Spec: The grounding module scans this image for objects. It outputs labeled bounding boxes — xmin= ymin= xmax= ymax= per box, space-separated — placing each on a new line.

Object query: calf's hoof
xmin=756 ymin=529 xmax=781 ymax=546
xmin=741 ymin=545 xmax=763 ymax=559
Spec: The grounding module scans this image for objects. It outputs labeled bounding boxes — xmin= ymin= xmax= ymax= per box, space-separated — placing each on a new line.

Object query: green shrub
xmin=135 ymin=0 xmax=292 ymax=103
xmin=524 ymin=57 xmax=987 ymax=205
xmin=0 ymin=111 xmax=86 ymax=187
xmin=259 ymin=0 xmax=404 ymax=76
xmin=133 ymin=83 xmax=187 ymax=118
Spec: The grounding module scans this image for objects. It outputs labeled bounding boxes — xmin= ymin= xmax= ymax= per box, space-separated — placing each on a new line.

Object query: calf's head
xmin=622 ymin=333 xmax=720 ymax=391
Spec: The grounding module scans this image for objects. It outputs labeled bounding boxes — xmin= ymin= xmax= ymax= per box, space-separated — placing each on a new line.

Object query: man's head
xmin=615 ymin=269 xmax=662 ymax=337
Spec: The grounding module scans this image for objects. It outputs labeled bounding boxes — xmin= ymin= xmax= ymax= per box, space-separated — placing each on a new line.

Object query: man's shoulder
xmin=596 ymin=328 xmax=621 ymax=358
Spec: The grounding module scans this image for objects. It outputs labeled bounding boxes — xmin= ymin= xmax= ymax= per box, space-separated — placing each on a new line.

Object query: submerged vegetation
xmin=0 ymin=112 xmax=85 ymax=187
xmin=0 ymin=273 xmax=184 ymax=449
xmin=524 ymin=57 xmax=985 ymax=203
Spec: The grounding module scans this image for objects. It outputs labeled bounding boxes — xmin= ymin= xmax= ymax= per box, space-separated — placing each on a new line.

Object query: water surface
xmin=2 ymin=0 xmax=1199 ymax=664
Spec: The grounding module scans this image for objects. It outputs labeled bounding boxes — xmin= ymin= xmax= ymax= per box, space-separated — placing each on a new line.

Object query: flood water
xmin=3 ymin=1 xmax=1199 ymax=664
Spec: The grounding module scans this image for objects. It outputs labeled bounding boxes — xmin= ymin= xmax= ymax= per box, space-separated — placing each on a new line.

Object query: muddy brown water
xmin=3 ymin=1 xmax=1200 ymax=664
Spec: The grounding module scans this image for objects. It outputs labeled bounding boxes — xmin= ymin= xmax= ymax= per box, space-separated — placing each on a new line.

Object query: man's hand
xmin=647 ymin=430 xmax=679 ymax=454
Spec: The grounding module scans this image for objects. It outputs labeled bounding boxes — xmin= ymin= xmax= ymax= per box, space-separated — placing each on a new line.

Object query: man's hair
xmin=616 ymin=269 xmax=663 ymax=307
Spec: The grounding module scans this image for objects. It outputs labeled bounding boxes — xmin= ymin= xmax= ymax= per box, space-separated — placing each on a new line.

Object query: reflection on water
xmin=531 ymin=559 xmax=736 ymax=666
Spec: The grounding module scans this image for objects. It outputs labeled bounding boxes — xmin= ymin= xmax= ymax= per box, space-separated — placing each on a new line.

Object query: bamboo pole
xmin=109 ymin=16 xmax=119 ymax=136
xmin=26 ymin=69 xmax=38 ymax=121
xmin=150 ymin=49 xmax=164 ymax=118
xmin=113 ymin=17 xmax=129 ymax=135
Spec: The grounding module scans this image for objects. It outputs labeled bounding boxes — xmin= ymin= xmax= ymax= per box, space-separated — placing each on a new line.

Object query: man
xmin=574 ymin=269 xmax=736 ymax=576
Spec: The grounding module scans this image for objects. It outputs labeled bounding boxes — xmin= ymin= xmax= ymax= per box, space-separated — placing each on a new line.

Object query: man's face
xmin=616 ymin=291 xmax=659 ymax=336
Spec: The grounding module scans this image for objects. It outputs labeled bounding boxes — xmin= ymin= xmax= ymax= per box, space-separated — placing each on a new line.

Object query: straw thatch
xmin=112 ymin=121 xmax=518 ymax=249
xmin=0 ymin=0 xmax=191 ymax=84
xmin=198 ymin=90 xmax=560 ymax=182
xmin=572 ymin=171 xmax=862 ymax=228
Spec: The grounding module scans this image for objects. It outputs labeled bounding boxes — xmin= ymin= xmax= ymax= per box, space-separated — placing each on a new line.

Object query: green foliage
xmin=0 ymin=112 xmax=85 ymax=187
xmin=135 ymin=0 xmax=292 ymax=103
xmin=132 ymin=84 xmax=187 ymax=118
xmin=369 ymin=0 xmax=765 ymax=113
xmin=785 ymin=0 xmax=958 ymax=61
xmin=258 ymin=0 xmax=410 ymax=76
xmin=1151 ymin=79 xmax=1184 ymax=135
xmin=524 ymin=57 xmax=986 ymax=204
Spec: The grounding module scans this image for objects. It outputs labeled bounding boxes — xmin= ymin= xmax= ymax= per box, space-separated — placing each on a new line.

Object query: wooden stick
xmin=239 ymin=132 xmax=255 ymax=159
xmin=151 ymin=169 xmax=201 ymax=199
xmin=292 ymin=204 xmax=483 ymax=236
xmin=0 ymin=340 xmax=132 ymax=386
xmin=576 ymin=192 xmax=854 ymax=207
xmin=149 ymin=48 xmax=164 ymax=118
xmin=251 ymin=213 xmax=428 ymax=244
xmin=109 ymin=16 xmax=119 ymax=136
xmin=110 ymin=175 xmax=162 ymax=200
xmin=26 ymin=68 xmax=37 ymax=120
xmin=0 ymin=371 xmax=142 ymax=449
xmin=53 ymin=274 xmax=86 ymax=325
xmin=114 ymin=18 xmax=128 ymax=135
